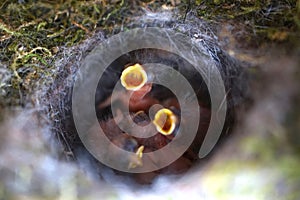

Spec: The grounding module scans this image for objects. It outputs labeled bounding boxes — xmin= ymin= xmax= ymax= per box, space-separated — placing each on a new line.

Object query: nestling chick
xmin=95 ymin=63 xmax=211 ymax=184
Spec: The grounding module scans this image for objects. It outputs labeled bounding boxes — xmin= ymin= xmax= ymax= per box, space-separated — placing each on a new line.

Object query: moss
xmin=0 ymin=0 xmax=159 ymax=107
xmin=194 ymin=0 xmax=299 ymax=47
xmin=0 ymin=0 xmax=298 ymax=107
xmin=0 ymin=0 xmax=299 ymax=199
xmin=202 ymin=133 xmax=300 ymax=199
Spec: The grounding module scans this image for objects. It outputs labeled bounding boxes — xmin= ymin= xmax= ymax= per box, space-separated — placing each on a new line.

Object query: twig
xmin=71 ymin=20 xmax=91 ymax=35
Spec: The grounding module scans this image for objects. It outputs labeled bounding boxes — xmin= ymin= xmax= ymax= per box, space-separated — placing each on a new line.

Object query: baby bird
xmin=97 ymin=63 xmax=159 ymax=113
xmin=95 ymin=63 xmax=210 ymax=184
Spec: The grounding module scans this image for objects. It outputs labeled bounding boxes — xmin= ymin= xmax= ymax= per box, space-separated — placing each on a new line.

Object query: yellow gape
xmin=153 ymin=108 xmax=177 ymax=136
xmin=120 ymin=64 xmax=148 ymax=91
xmin=128 ymin=145 xmax=145 ymax=169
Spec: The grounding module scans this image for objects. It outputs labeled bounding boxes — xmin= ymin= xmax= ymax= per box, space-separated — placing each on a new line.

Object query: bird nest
xmin=47 ymin=14 xmax=249 ymax=185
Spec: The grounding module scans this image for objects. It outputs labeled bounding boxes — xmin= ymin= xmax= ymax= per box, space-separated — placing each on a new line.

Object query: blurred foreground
xmin=0 ymin=1 xmax=299 ymax=199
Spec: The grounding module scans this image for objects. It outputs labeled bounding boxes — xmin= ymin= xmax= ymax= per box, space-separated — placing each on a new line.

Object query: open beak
xmin=128 ymin=145 xmax=145 ymax=169
xmin=152 ymin=108 xmax=178 ymax=136
xmin=121 ymin=64 xmax=178 ymax=136
xmin=120 ymin=63 xmax=148 ymax=91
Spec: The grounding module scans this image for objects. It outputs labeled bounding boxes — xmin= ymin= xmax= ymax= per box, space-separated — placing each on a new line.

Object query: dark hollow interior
xmin=60 ymin=48 xmax=242 ymax=185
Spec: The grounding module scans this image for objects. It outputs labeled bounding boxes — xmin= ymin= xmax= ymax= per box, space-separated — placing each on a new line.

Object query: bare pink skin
xmin=96 ymin=80 xmax=212 ymax=184
xmin=128 ymin=83 xmax=159 ymax=112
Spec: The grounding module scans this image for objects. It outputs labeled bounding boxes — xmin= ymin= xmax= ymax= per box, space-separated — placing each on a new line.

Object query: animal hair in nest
xmin=0 ymin=10 xmax=253 ymax=198
xmin=47 ymin=11 xmax=249 ymax=186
